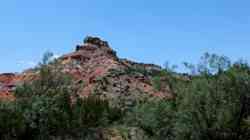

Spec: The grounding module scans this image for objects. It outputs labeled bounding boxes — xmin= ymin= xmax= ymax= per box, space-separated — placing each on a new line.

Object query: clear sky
xmin=0 ymin=0 xmax=250 ymax=73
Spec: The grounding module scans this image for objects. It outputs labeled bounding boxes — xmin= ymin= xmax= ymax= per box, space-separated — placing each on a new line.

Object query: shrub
xmin=125 ymin=100 xmax=176 ymax=139
xmin=0 ymin=102 xmax=25 ymax=140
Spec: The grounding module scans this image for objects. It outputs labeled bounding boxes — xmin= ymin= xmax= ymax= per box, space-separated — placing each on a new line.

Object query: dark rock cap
xmin=83 ymin=36 xmax=109 ymax=48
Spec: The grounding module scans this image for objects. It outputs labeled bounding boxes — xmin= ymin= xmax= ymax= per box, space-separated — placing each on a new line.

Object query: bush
xmin=124 ymin=100 xmax=176 ymax=139
xmin=173 ymin=54 xmax=250 ymax=140
xmin=0 ymin=102 xmax=25 ymax=140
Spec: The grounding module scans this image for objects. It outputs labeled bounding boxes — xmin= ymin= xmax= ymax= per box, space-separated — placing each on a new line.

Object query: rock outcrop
xmin=0 ymin=73 xmax=16 ymax=100
xmin=0 ymin=36 xmax=173 ymax=105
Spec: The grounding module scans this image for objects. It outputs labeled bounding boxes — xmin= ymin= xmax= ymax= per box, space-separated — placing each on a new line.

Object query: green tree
xmin=174 ymin=54 xmax=250 ymax=140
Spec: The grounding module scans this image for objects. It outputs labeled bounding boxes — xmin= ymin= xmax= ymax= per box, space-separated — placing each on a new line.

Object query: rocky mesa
xmin=0 ymin=36 xmax=173 ymax=105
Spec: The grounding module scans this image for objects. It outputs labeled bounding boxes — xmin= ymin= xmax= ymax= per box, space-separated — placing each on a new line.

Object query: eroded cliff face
xmin=0 ymin=36 xmax=173 ymax=104
xmin=0 ymin=73 xmax=16 ymax=100
xmin=0 ymin=70 xmax=38 ymax=100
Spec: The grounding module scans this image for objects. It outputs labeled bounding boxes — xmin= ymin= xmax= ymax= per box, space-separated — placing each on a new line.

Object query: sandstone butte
xmin=0 ymin=36 xmax=173 ymax=101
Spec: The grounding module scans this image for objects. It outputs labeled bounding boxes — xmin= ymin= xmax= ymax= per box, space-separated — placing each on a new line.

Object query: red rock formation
xmin=0 ymin=73 xmax=17 ymax=100
xmin=0 ymin=36 xmax=173 ymax=102
xmin=0 ymin=73 xmax=15 ymax=84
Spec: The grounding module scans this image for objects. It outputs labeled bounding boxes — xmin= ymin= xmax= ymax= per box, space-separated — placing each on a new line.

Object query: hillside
xmin=0 ymin=37 xmax=172 ymax=104
xmin=0 ymin=37 xmax=250 ymax=140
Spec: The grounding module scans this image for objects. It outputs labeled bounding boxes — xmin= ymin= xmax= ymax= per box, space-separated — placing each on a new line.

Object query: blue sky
xmin=0 ymin=0 xmax=250 ymax=73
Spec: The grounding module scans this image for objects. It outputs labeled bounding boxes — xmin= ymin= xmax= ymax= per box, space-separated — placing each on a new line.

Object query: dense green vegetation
xmin=0 ymin=52 xmax=250 ymax=140
xmin=0 ymin=53 xmax=123 ymax=140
